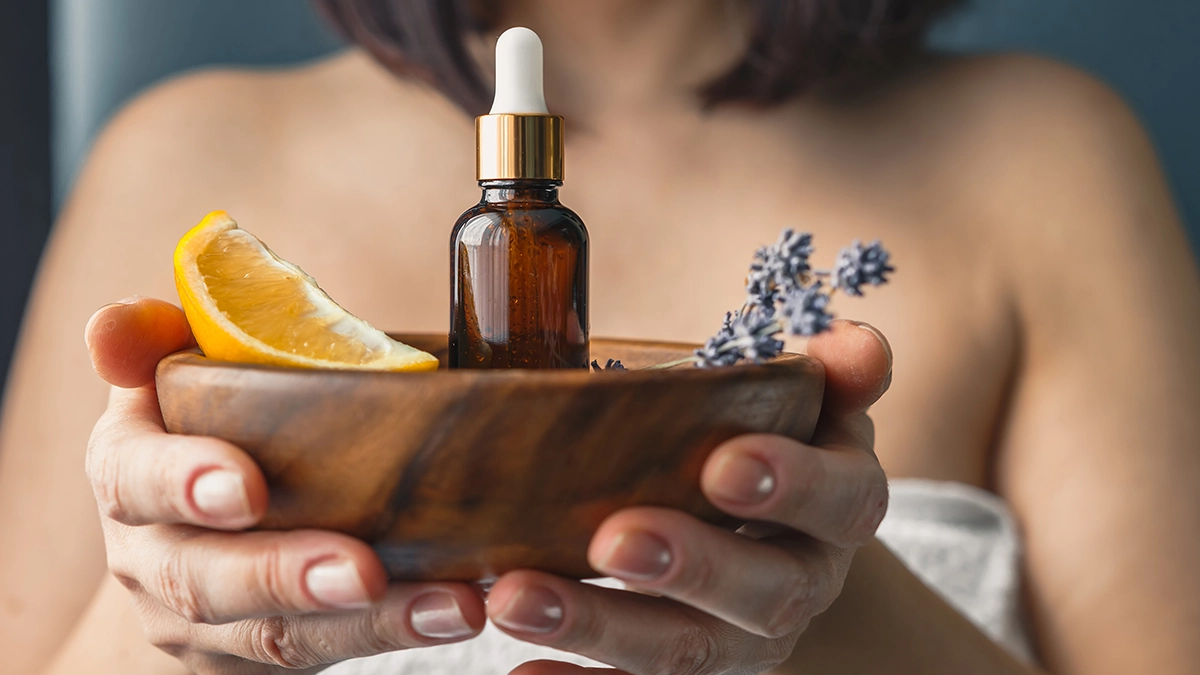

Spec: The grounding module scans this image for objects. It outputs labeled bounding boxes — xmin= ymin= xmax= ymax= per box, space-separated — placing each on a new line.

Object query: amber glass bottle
xmin=449 ymin=180 xmax=588 ymax=369
xmin=449 ymin=27 xmax=589 ymax=369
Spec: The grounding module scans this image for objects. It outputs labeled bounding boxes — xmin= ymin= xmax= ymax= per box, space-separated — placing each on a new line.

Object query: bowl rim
xmin=157 ymin=334 xmax=819 ymax=385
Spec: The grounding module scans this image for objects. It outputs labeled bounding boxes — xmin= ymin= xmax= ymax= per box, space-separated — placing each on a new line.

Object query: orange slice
xmin=174 ymin=211 xmax=439 ymax=372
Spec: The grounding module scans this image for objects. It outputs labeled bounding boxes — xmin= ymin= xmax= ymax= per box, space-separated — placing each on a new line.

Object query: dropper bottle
xmin=449 ymin=27 xmax=589 ymax=369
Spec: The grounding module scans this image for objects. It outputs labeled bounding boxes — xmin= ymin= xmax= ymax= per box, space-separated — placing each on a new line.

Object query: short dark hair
xmin=315 ymin=0 xmax=963 ymax=115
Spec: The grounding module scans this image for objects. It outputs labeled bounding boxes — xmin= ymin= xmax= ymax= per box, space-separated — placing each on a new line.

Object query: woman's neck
xmin=497 ymin=0 xmax=752 ymax=119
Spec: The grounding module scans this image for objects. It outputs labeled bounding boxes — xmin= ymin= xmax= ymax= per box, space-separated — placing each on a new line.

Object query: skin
xmin=1 ymin=0 xmax=1198 ymax=673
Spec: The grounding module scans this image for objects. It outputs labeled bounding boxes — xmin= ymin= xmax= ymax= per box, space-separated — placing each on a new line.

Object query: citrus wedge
xmin=174 ymin=211 xmax=439 ymax=372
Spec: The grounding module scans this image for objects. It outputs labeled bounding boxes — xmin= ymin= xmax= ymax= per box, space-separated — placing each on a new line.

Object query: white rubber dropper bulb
xmin=490 ymin=27 xmax=550 ymax=115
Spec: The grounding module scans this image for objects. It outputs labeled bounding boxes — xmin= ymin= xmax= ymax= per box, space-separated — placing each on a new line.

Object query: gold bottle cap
xmin=477 ymin=28 xmax=564 ymax=182
xmin=476 ymin=113 xmax=563 ymax=182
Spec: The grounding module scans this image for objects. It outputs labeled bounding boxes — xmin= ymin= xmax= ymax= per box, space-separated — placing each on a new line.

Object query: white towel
xmin=875 ymin=479 xmax=1034 ymax=663
xmin=327 ymin=478 xmax=1032 ymax=674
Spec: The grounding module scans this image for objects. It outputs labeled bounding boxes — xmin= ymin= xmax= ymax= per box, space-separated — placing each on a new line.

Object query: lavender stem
xmin=641 ymin=356 xmax=702 ymax=370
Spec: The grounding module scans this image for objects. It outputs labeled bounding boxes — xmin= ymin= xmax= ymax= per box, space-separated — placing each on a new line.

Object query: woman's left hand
xmin=488 ymin=320 xmax=893 ymax=675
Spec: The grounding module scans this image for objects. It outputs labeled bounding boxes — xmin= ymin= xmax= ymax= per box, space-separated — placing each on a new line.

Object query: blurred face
xmin=315 ymin=0 xmax=962 ymax=113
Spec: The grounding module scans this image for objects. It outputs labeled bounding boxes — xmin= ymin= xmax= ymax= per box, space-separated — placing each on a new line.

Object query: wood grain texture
xmin=156 ymin=334 xmax=825 ymax=581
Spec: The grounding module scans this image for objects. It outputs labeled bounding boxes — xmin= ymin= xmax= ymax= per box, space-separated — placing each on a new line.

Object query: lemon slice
xmin=174 ymin=211 xmax=439 ymax=372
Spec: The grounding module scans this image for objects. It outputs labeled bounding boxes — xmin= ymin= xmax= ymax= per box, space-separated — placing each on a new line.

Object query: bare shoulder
xmin=904 ymin=53 xmax=1166 ymax=217
xmin=46 ymin=55 xmax=388 ymax=339
xmin=928 ymin=51 xmax=1133 ymax=118
xmin=61 ymin=51 xmax=418 ymax=248
xmin=75 ymin=57 xmax=341 ymax=209
xmin=869 ymin=52 xmax=1197 ymax=367
xmin=807 ymin=53 xmax=1166 ymax=245
xmin=69 ymin=49 xmax=468 ymax=238
xmin=889 ymin=53 xmax=1185 ymax=277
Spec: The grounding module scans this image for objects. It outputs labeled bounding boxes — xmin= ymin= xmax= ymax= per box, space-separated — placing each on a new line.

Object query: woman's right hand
xmin=84 ymin=298 xmax=486 ymax=673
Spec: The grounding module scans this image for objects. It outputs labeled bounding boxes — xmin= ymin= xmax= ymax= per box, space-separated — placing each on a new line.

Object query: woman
xmin=1 ymin=1 xmax=1197 ymax=673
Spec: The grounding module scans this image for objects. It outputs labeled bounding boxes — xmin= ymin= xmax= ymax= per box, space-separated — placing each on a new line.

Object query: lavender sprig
xmin=832 ymin=240 xmax=893 ymax=296
xmin=604 ymin=230 xmax=892 ymax=371
xmin=694 ymin=232 xmax=890 ymax=368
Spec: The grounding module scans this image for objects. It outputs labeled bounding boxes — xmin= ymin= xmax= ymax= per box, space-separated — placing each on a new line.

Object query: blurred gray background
xmin=52 ymin=0 xmax=1200 ymax=245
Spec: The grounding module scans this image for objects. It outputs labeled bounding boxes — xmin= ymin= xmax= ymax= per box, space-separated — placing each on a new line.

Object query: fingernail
xmin=709 ymin=453 xmax=776 ymax=505
xmin=853 ymin=321 xmax=892 ymax=371
xmin=595 ymin=531 xmax=673 ymax=581
xmin=411 ymin=592 xmax=474 ymax=639
xmin=306 ymin=559 xmax=371 ymax=610
xmin=83 ymin=303 xmax=127 ymax=349
xmin=493 ymin=586 xmax=564 ymax=634
xmin=191 ymin=469 xmax=252 ymax=522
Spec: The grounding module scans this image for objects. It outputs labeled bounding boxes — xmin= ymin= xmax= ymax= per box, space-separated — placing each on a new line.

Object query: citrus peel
xmin=174 ymin=211 xmax=438 ymax=372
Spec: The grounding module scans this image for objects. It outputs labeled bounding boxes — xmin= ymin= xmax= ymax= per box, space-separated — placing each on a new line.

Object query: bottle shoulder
xmin=452 ymin=201 xmax=588 ymax=244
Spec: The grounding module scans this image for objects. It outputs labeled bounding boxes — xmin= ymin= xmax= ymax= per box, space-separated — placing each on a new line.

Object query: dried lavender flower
xmin=695 ymin=333 xmax=744 ymax=368
xmin=695 ymin=312 xmax=745 ymax=367
xmin=745 ymin=229 xmax=814 ymax=306
xmin=590 ymin=359 xmax=627 ymax=372
xmin=771 ymin=229 xmax=815 ymax=289
xmin=780 ymin=282 xmax=834 ymax=337
xmin=733 ymin=309 xmax=785 ymax=362
xmin=695 ymin=308 xmax=784 ymax=367
xmin=833 ymin=240 xmax=894 ymax=296
xmin=717 ymin=311 xmax=737 ymax=340
xmin=745 ymin=259 xmax=776 ymax=307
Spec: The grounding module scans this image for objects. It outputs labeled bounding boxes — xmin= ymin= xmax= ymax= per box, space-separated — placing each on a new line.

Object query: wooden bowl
xmin=156 ymin=334 xmax=824 ymax=581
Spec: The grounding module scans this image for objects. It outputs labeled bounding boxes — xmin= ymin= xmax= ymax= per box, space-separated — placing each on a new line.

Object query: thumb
xmin=85 ymin=297 xmax=195 ymax=389
xmin=804 ymin=320 xmax=893 ymax=418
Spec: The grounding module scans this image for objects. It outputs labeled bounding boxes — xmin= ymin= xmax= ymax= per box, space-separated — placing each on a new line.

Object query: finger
xmin=801 ymin=320 xmax=889 ymax=478
xmin=804 ymin=320 xmax=892 ymax=418
xmin=140 ymin=584 xmax=484 ymax=670
xmin=701 ymin=434 xmax=888 ymax=547
xmin=510 ymin=661 xmax=627 ymax=675
xmin=86 ymin=298 xmax=195 ymax=389
xmin=111 ymin=526 xmax=395 ymax=624
xmin=88 ymin=391 xmax=268 ymax=529
xmin=587 ymin=507 xmax=845 ymax=639
xmin=489 ymin=571 xmax=788 ymax=675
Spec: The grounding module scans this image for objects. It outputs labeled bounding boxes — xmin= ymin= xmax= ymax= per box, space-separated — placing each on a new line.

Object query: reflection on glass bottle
xmin=451 ymin=182 xmax=588 ymax=369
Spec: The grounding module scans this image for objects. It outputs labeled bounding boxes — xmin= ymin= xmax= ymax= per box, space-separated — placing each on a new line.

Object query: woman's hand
xmin=486 ymin=320 xmax=893 ymax=675
xmin=84 ymin=298 xmax=487 ymax=674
